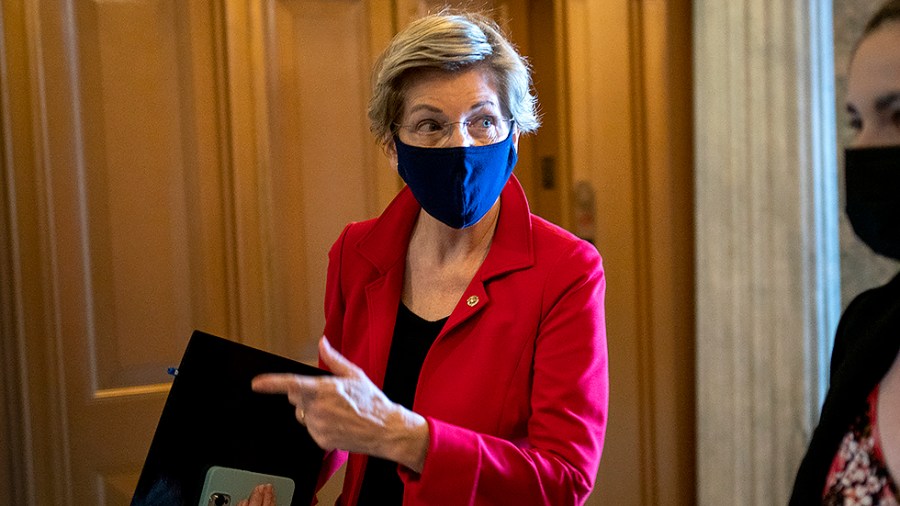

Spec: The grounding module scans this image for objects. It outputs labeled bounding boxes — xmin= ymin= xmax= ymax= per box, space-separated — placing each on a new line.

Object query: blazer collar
xmin=355 ymin=174 xmax=535 ymax=280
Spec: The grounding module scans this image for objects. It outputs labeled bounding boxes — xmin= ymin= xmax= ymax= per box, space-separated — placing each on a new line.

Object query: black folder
xmin=132 ymin=330 xmax=328 ymax=506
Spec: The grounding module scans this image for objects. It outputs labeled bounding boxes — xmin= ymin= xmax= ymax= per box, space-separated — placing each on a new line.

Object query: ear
xmin=384 ymin=139 xmax=398 ymax=169
xmin=512 ymin=124 xmax=521 ymax=152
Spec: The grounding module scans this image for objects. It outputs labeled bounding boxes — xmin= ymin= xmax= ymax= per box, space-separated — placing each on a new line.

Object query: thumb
xmin=319 ymin=336 xmax=364 ymax=378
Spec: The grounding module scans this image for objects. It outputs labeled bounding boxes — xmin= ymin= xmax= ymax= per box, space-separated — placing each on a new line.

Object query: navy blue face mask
xmin=394 ymin=129 xmax=518 ymax=229
xmin=845 ymin=146 xmax=900 ymax=260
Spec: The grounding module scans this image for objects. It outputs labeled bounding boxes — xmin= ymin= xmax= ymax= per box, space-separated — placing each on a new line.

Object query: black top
xmin=790 ymin=271 xmax=900 ymax=504
xmin=356 ymin=303 xmax=447 ymax=505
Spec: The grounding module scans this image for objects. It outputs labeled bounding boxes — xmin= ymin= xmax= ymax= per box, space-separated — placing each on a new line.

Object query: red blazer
xmin=320 ymin=176 xmax=608 ymax=505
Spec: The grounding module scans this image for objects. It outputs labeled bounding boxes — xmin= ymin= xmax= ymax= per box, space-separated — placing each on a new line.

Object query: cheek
xmin=873 ymin=119 xmax=900 ymax=146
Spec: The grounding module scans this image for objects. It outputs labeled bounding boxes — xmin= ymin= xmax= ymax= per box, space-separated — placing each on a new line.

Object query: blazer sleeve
xmin=400 ymin=241 xmax=609 ymax=505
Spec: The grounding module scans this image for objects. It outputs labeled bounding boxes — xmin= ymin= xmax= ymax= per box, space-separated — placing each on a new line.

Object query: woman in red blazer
xmin=252 ymin=11 xmax=608 ymax=505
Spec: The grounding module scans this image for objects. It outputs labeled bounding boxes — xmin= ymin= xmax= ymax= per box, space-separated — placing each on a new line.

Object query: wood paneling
xmin=566 ymin=1 xmax=646 ymax=502
xmin=1 ymin=0 xmax=394 ymax=502
xmin=565 ymin=0 xmax=695 ymax=504
xmin=75 ymin=0 xmax=222 ymax=392
xmin=641 ymin=0 xmax=695 ymax=501
xmin=260 ymin=0 xmax=384 ymax=363
xmin=54 ymin=0 xmax=232 ymax=502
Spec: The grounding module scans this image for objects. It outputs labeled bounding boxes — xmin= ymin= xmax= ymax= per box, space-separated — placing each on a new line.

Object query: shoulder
xmin=530 ymin=214 xmax=603 ymax=271
xmin=829 ymin=271 xmax=900 ymax=385
xmin=833 ymin=273 xmax=900 ymax=356
xmin=327 ymin=219 xmax=377 ymax=256
xmin=339 ymin=218 xmax=379 ymax=243
xmin=520 ymin=215 xmax=605 ymax=308
xmin=794 ymin=272 xmax=900 ymax=503
xmin=843 ymin=271 xmax=900 ymax=318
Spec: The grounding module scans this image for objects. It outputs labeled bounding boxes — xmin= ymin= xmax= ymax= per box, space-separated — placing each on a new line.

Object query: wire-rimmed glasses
xmin=394 ymin=115 xmax=514 ymax=148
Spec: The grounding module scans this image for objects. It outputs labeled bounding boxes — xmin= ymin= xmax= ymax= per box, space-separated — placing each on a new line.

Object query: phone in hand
xmin=199 ymin=466 xmax=295 ymax=506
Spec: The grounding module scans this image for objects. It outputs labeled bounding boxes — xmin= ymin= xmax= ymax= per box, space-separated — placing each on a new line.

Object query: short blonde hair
xmin=368 ymin=11 xmax=540 ymax=145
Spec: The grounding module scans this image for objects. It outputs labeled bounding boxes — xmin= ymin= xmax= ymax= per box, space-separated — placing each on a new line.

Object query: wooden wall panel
xmin=69 ymin=0 xmax=234 ymax=384
xmin=641 ymin=0 xmax=695 ymax=501
xmin=76 ymin=0 xmax=196 ymax=391
xmin=565 ymin=0 xmax=645 ymax=503
xmin=565 ymin=0 xmax=695 ymax=504
xmin=2 ymin=0 xmax=394 ymax=502
xmin=30 ymin=0 xmax=232 ymax=502
xmin=0 ymin=0 xmax=34 ymax=502
xmin=260 ymin=0 xmax=386 ymax=363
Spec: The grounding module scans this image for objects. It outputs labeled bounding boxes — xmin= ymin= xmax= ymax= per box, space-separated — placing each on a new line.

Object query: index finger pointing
xmin=251 ymin=373 xmax=319 ymax=395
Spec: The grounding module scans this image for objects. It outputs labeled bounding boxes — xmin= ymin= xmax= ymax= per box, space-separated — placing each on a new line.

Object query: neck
xmin=410 ymin=201 xmax=500 ymax=265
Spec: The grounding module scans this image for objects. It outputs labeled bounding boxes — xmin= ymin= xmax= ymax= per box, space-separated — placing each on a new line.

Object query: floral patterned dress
xmin=823 ymin=385 xmax=899 ymax=505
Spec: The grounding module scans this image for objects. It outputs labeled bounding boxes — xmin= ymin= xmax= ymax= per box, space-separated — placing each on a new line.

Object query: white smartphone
xmin=198 ymin=466 xmax=295 ymax=506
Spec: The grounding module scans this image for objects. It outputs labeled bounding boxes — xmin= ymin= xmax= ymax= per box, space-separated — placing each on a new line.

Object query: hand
xmin=237 ymin=484 xmax=275 ymax=506
xmin=252 ymin=337 xmax=429 ymax=472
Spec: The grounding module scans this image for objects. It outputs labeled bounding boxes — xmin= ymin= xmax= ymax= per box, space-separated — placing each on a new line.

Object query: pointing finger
xmin=251 ymin=373 xmax=318 ymax=395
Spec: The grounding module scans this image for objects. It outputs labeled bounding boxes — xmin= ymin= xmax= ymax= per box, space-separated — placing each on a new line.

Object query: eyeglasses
xmin=394 ymin=115 xmax=514 ymax=147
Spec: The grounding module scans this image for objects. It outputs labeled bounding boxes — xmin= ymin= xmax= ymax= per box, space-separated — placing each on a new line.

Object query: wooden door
xmin=0 ymin=0 xmax=390 ymax=503
xmin=563 ymin=0 xmax=696 ymax=504
xmin=5 ymin=1 xmax=238 ymax=502
xmin=255 ymin=0 xmax=395 ymax=364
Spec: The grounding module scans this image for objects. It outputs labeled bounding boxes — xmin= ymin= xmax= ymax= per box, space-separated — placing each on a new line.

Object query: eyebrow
xmin=845 ymin=91 xmax=900 ymax=116
xmin=406 ymin=100 xmax=499 ymax=116
xmin=874 ymin=92 xmax=900 ymax=112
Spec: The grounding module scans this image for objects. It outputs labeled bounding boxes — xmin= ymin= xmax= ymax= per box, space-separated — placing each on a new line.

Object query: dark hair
xmin=863 ymin=0 xmax=900 ymax=37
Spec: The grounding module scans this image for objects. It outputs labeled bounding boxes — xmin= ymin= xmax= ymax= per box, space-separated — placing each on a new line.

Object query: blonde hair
xmin=368 ymin=11 xmax=540 ymax=145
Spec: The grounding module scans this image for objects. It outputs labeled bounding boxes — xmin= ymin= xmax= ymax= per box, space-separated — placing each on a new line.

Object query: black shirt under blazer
xmin=790 ymin=271 xmax=900 ymax=504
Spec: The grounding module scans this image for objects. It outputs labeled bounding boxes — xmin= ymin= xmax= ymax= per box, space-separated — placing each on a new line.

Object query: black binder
xmin=131 ymin=330 xmax=327 ymax=506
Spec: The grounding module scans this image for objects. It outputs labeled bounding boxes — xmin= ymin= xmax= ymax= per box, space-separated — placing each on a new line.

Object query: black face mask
xmin=845 ymin=146 xmax=900 ymax=260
